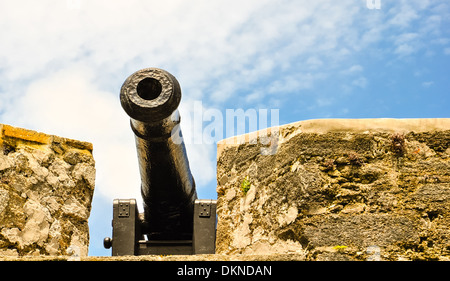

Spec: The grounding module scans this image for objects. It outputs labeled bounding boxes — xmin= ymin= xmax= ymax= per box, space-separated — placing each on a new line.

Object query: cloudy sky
xmin=1 ymin=0 xmax=449 ymax=256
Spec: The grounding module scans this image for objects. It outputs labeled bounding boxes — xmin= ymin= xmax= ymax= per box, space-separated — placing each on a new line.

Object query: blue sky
xmin=0 ymin=0 xmax=449 ymax=256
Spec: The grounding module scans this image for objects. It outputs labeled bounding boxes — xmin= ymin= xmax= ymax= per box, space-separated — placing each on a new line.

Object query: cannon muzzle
xmin=120 ymin=68 xmax=197 ymax=240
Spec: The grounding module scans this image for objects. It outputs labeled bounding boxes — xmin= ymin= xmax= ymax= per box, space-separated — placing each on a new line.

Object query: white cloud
xmin=1 ymin=0 xmax=441 ymax=113
xmin=394 ymin=44 xmax=417 ymax=56
xmin=421 ymin=15 xmax=442 ymax=36
xmin=395 ymin=32 xmax=419 ymax=44
xmin=392 ymin=32 xmax=420 ymax=56
xmin=339 ymin=65 xmax=366 ymax=92
xmin=267 ymin=72 xmax=320 ymax=94
xmin=387 ymin=1 xmax=420 ymax=28
xmin=352 ymin=77 xmax=368 ymax=88
xmin=421 ymin=81 xmax=434 ymax=88
xmin=342 ymin=65 xmax=364 ymax=75
xmin=305 ymin=57 xmax=324 ymax=69
xmin=245 ymin=91 xmax=265 ymax=104
xmin=316 ymin=98 xmax=333 ymax=108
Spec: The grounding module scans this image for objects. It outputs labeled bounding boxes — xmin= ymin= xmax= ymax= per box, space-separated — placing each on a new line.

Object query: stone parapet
xmin=216 ymin=118 xmax=450 ymax=261
xmin=0 ymin=124 xmax=95 ymax=257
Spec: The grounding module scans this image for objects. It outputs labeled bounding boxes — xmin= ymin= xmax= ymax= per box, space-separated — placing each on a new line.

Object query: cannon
xmin=103 ymin=68 xmax=217 ymax=256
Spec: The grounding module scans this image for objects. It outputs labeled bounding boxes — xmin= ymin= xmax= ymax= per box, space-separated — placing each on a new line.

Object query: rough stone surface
xmin=0 ymin=124 xmax=95 ymax=257
xmin=216 ymin=118 xmax=450 ymax=261
xmin=0 ymin=253 xmax=306 ymax=261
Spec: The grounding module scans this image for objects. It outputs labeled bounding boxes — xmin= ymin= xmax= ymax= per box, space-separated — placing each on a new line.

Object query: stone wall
xmin=216 ymin=118 xmax=450 ymax=261
xmin=0 ymin=124 xmax=95 ymax=257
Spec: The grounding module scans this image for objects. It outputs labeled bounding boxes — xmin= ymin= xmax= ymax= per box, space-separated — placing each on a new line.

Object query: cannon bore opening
xmin=137 ymin=77 xmax=162 ymax=100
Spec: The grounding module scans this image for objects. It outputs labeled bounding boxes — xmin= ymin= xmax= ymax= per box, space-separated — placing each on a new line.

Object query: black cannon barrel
xmin=120 ymin=68 xmax=197 ymax=240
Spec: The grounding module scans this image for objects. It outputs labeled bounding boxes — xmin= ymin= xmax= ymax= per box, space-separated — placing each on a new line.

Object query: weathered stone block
xmin=0 ymin=124 xmax=95 ymax=257
xmin=216 ymin=118 xmax=450 ymax=260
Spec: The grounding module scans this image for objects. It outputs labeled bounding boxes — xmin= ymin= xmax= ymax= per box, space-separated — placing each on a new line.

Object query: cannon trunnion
xmin=104 ymin=68 xmax=216 ymax=255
